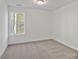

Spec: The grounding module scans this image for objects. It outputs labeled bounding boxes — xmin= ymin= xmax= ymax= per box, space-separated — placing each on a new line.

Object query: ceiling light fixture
xmin=34 ymin=0 xmax=47 ymax=5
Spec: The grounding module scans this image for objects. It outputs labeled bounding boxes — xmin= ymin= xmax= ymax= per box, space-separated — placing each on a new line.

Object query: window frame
xmin=14 ymin=12 xmax=25 ymax=35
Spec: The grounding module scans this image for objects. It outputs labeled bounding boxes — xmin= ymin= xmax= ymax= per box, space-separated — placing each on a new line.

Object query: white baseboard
xmin=8 ymin=38 xmax=52 ymax=45
xmin=51 ymin=37 xmax=78 ymax=51
xmin=8 ymin=37 xmax=77 ymax=51
xmin=0 ymin=45 xmax=7 ymax=59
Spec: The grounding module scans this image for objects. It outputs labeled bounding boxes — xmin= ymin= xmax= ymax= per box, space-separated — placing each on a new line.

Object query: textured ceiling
xmin=6 ymin=0 xmax=76 ymax=11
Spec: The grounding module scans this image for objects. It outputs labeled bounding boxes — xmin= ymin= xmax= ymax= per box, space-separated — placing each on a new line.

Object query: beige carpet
xmin=1 ymin=39 xmax=77 ymax=59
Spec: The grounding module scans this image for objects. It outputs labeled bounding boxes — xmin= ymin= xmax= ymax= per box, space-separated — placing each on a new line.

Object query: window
xmin=10 ymin=12 xmax=25 ymax=35
xmin=14 ymin=12 xmax=25 ymax=35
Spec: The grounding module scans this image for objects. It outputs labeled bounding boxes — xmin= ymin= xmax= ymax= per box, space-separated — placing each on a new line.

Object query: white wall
xmin=8 ymin=7 xmax=52 ymax=44
xmin=51 ymin=0 xmax=78 ymax=50
xmin=0 ymin=0 xmax=8 ymax=58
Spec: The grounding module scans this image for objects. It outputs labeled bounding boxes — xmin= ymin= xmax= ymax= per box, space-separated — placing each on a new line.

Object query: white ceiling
xmin=6 ymin=0 xmax=77 ymax=11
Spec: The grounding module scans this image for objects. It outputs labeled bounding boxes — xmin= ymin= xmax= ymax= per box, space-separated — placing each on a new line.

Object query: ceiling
xmin=6 ymin=0 xmax=76 ymax=11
